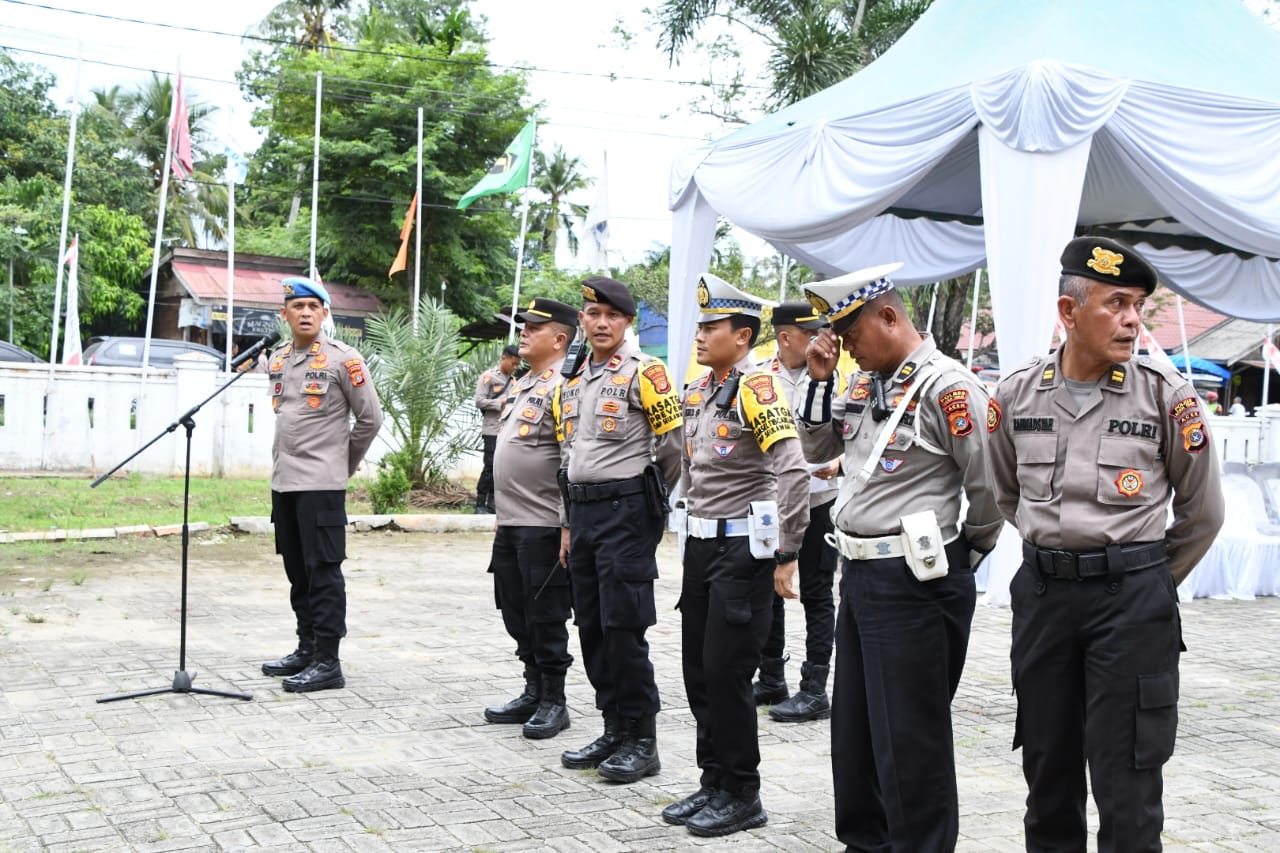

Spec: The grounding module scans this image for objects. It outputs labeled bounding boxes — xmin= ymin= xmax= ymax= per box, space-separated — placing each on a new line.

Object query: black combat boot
xmin=597 ymin=715 xmax=660 ymax=783
xmin=281 ymin=655 xmax=344 ymax=692
xmin=261 ymin=636 xmax=315 ymax=677
xmin=484 ymin=664 xmax=541 ymax=724
xmin=474 ymin=493 xmax=491 ymax=514
xmin=522 ymin=673 xmax=570 ymax=739
xmin=768 ymin=661 xmax=831 ymax=722
xmin=685 ymin=787 xmax=768 ymax=837
xmin=752 ymin=655 xmax=789 ymax=706
xmin=661 ymin=786 xmax=721 ymax=826
xmin=560 ymin=711 xmax=623 ymax=769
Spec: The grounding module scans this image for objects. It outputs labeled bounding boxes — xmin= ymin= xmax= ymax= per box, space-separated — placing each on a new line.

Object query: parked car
xmin=0 ymin=340 xmax=44 ymax=363
xmin=82 ymin=337 xmax=228 ymax=370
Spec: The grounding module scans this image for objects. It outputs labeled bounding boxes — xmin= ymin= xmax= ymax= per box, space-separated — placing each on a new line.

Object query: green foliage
xmin=362 ymin=295 xmax=490 ymax=486
xmin=369 ymin=449 xmax=413 ymax=512
xmin=236 ymin=14 xmax=533 ymax=323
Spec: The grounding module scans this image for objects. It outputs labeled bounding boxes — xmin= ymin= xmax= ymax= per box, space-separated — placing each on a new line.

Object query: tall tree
xmin=237 ymin=4 xmax=532 ymax=321
xmin=528 ymin=146 xmax=589 ymax=260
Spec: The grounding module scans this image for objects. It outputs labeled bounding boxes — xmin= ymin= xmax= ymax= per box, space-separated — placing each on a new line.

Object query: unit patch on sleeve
xmin=1181 ymin=421 xmax=1208 ymax=453
xmin=343 ymin=357 xmax=366 ymax=386
xmin=740 ymin=373 xmax=797 ymax=452
xmin=987 ymin=398 xmax=1002 ymax=432
xmin=637 ymin=359 xmax=683 ymax=436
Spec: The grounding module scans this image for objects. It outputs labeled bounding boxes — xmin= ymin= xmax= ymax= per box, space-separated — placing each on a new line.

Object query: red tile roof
xmin=171 ymin=262 xmax=382 ymax=315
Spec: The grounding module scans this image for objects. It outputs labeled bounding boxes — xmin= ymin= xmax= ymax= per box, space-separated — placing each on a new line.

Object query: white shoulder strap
xmin=833 ymin=356 xmax=947 ymax=517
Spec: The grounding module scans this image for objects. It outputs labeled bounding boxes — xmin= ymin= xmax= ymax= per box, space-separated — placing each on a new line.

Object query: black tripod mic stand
xmin=93 ymin=337 xmax=277 ymax=703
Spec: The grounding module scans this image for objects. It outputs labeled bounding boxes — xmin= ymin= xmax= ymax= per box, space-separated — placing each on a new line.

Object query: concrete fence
xmin=0 ymin=356 xmax=480 ymax=480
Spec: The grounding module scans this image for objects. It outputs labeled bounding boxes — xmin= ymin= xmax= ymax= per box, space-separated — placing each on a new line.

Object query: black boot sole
xmin=687 ymin=809 xmax=768 ymax=837
xmin=261 ymin=662 xmax=310 ymax=677
xmin=597 ymin=759 xmax=660 ymax=783
xmin=769 ymin=708 xmax=831 ymax=722
xmin=282 ymin=675 xmax=345 ymax=693
xmin=522 ymin=718 xmax=570 ymax=740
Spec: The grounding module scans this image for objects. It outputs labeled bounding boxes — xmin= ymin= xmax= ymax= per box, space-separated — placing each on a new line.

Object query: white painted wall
xmin=0 ymin=356 xmax=480 ymax=479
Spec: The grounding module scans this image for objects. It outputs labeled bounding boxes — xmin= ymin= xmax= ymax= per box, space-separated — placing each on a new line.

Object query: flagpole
xmin=1175 ymin=294 xmax=1193 ymax=385
xmin=48 ymin=45 xmax=81 ymax=378
xmin=967 ymin=269 xmax=982 ymax=369
xmin=141 ymin=73 xmax=181 ymax=384
xmin=413 ymin=106 xmax=423 ymax=330
xmin=225 ymin=165 xmax=237 ymax=372
xmin=309 ymin=71 xmax=322 ymax=280
xmin=507 ymin=119 xmax=537 ymax=343
xmin=1263 ymin=326 xmax=1275 ymax=457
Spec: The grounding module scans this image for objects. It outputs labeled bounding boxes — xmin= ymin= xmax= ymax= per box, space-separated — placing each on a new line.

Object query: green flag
xmin=456 ymin=119 xmax=536 ymax=210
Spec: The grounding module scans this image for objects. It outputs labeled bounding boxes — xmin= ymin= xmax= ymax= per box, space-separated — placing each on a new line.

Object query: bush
xmin=369 ymin=453 xmax=412 ymax=514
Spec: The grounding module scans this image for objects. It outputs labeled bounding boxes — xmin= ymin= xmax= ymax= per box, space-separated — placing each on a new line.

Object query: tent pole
xmin=925 ymin=283 xmax=939 ymax=338
xmin=1262 ymin=325 xmax=1273 ymax=453
xmin=779 ymin=255 xmax=790 ymax=304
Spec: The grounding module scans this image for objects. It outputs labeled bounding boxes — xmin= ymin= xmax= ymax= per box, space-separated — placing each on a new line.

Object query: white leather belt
xmin=826 ymin=526 xmax=959 ymax=561
xmin=687 ymin=515 xmax=750 ymax=539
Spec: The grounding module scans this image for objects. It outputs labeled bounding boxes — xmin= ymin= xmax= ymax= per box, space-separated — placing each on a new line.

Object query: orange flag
xmin=388 ymin=191 xmax=418 ymax=278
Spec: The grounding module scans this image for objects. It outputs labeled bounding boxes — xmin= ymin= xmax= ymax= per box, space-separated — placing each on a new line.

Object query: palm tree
xmin=655 ymin=0 xmax=932 ymax=110
xmin=530 ymin=146 xmax=590 ymax=258
xmin=257 ymin=1 xmax=354 ymax=51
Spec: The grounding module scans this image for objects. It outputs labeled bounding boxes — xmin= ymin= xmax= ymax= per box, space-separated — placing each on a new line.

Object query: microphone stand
xmin=93 ymin=343 xmax=275 ymax=704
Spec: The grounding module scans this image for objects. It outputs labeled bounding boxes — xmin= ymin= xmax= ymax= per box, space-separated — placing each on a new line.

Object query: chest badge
xmin=879 ymin=457 xmax=904 ymax=473
xmin=713 ymin=442 xmax=736 ymax=458
xmin=1115 ymin=468 xmax=1143 ymax=497
xmin=310 ymin=353 xmax=328 ymax=369
xmin=307 ymin=397 xmax=321 ymax=409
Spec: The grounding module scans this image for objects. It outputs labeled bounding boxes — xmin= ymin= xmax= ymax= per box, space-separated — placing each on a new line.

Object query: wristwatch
xmin=774 ymin=549 xmax=800 ymax=565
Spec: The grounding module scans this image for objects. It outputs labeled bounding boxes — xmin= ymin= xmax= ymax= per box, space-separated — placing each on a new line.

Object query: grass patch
xmin=0 ymin=475 xmax=375 ymax=532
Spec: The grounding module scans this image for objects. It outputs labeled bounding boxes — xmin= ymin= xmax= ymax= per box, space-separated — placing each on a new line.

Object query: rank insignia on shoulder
xmin=566 ymin=376 xmax=581 ymax=388
xmin=1040 ymin=366 xmax=1055 ymax=385
xmin=1182 ymin=421 xmax=1207 ymax=452
xmin=309 ymin=341 xmax=322 ymax=354
xmin=1115 ymin=468 xmax=1143 ymax=497
xmin=540 ymin=368 xmax=555 ymax=380
xmin=1108 ymin=366 xmax=1126 ymax=388
xmin=606 ymin=353 xmax=624 ymax=370
xmin=896 ymin=362 xmax=916 ymax=382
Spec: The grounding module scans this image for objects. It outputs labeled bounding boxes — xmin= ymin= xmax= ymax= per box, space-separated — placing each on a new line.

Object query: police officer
xmin=798 ymin=263 xmax=1002 ymax=851
xmin=987 ymin=237 xmax=1225 ymax=853
xmin=260 ymin=277 xmax=383 ymax=692
xmin=558 ymin=276 xmax=683 ymax=783
xmin=661 ymin=274 xmax=808 ymax=837
xmin=473 ymin=344 xmax=521 ymax=513
xmin=483 ymin=298 xmax=578 ymax=739
xmin=752 ymin=302 xmax=840 ymax=722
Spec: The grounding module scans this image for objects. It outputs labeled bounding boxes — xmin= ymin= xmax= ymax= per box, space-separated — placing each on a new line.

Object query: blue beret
xmin=282 ymin=276 xmax=330 ymax=304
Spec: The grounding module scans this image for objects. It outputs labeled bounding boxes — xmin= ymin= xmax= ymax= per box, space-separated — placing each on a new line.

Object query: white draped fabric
xmin=666 ymin=0 xmax=1280 ymax=385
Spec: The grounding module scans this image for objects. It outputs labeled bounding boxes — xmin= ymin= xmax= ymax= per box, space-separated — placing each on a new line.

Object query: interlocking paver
xmin=2 ymin=529 xmax=1278 ymax=851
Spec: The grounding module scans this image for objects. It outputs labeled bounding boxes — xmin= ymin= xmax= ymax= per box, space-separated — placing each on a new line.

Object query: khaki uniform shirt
xmin=493 ymin=361 xmax=567 ymax=527
xmin=269 ymin=334 xmax=383 ymax=492
xmin=474 ymin=366 xmax=514 ymax=436
xmin=987 ymin=348 xmax=1225 ymax=582
xmin=760 ymin=354 xmax=840 ymax=510
xmin=682 ymin=355 xmax=810 ymax=553
xmin=561 ymin=338 xmax=683 ymax=490
xmin=797 ymin=337 xmax=1002 ymax=552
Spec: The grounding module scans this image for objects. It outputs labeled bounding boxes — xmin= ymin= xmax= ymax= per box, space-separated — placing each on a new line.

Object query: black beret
xmin=1060 ymin=236 xmax=1158 ymax=295
xmin=580 ymin=276 xmax=637 ymax=317
xmin=514 ymin=296 xmax=578 ymax=328
xmin=770 ymin=301 xmax=828 ymax=331
xmin=501 ymin=344 xmax=521 ymax=358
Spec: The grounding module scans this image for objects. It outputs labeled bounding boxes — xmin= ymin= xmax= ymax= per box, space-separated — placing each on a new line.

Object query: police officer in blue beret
xmin=260 ymin=276 xmax=383 ymax=692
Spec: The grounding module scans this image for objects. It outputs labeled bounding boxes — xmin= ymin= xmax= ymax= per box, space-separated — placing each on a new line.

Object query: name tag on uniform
xmin=1012 ymin=417 xmax=1055 ymax=432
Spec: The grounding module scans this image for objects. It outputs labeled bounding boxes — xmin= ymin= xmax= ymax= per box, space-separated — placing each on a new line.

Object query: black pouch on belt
xmin=642 ymin=463 xmax=670 ymax=520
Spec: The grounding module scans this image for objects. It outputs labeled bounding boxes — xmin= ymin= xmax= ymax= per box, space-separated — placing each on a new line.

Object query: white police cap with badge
xmin=695 ymin=272 xmax=777 ymax=324
xmin=801 ymin=262 xmax=903 ymax=335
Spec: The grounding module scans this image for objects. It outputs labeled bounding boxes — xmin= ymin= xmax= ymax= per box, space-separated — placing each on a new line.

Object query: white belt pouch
xmin=899 ymin=509 xmax=949 ymax=582
xmin=747 ymin=500 xmax=780 ymax=560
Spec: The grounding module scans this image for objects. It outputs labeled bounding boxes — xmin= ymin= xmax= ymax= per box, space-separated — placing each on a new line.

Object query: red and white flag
xmin=1264 ymin=336 xmax=1280 ymax=375
xmin=61 ymin=235 xmax=82 ymax=365
xmin=171 ymin=72 xmax=194 ymax=179
xmin=1139 ymin=324 xmax=1178 ymax=371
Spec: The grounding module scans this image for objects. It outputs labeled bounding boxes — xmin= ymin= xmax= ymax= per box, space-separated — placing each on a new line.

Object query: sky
xmin=0 ymin=0 xmax=764 ymax=269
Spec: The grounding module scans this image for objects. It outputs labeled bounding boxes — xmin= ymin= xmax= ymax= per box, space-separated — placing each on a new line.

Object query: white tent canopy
xmin=667 ymin=0 xmax=1280 ymax=384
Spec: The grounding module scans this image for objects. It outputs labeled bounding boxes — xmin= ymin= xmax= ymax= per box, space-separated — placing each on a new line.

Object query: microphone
xmin=230 ymin=330 xmax=282 ymax=370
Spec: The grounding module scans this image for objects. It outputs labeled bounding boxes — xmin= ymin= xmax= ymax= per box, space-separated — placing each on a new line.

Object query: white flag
xmin=61 ymin=235 xmax=82 ymax=365
xmin=582 ymin=154 xmax=609 ymax=271
xmin=1264 ymin=336 xmax=1280 ymax=375
xmin=224 ymin=144 xmax=249 ymax=185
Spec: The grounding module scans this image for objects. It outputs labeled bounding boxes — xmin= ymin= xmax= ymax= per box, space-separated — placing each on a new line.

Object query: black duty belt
xmin=1023 ymin=540 xmax=1167 ymax=581
xmin=567 ymin=476 xmax=646 ymax=503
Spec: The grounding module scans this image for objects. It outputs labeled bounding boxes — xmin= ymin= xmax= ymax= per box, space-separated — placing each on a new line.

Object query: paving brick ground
xmin=1 ymin=529 xmax=1278 ymax=852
